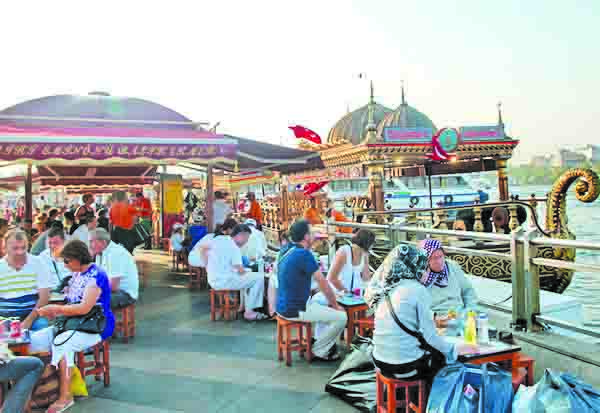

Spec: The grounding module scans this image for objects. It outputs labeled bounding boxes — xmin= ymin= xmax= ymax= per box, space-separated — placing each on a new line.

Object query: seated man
xmin=277 ymin=220 xmax=347 ymax=361
xmin=71 ymin=211 xmax=97 ymax=247
xmin=39 ymin=226 xmax=70 ymax=290
xmin=206 ymin=224 xmax=269 ymax=321
xmin=241 ymin=219 xmax=267 ymax=266
xmin=89 ymin=228 xmax=139 ymax=309
xmin=30 ymin=220 xmax=65 ymax=256
xmin=0 ymin=229 xmax=52 ymax=331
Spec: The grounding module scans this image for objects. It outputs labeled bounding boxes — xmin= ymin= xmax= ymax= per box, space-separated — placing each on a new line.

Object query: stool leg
xmin=103 ymin=342 xmax=110 ymax=387
xmin=387 ymin=382 xmax=395 ymax=413
xmin=94 ymin=345 xmax=101 ymax=381
xmin=122 ymin=307 xmax=129 ymax=343
xmin=285 ymin=325 xmax=292 ymax=367
xmin=210 ymin=291 xmax=216 ymax=321
xmin=305 ymin=323 xmax=313 ymax=363
xmin=277 ymin=320 xmax=283 ymax=362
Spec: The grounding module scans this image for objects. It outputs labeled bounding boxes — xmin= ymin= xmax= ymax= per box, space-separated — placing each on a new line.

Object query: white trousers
xmin=31 ymin=327 xmax=102 ymax=368
xmin=213 ymin=272 xmax=265 ymax=311
xmin=289 ymin=297 xmax=347 ymax=358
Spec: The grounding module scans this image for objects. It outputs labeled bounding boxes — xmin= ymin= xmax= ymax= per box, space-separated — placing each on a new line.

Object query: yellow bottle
xmin=464 ymin=311 xmax=477 ymax=345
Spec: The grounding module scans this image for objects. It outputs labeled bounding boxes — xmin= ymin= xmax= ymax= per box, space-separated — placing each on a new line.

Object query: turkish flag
xmin=288 ymin=125 xmax=322 ymax=144
xmin=303 ymin=181 xmax=328 ymax=196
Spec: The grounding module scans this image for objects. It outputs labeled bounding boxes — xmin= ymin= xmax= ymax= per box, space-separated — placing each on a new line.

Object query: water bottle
xmin=464 ymin=311 xmax=477 ymax=345
xmin=477 ymin=312 xmax=489 ymax=344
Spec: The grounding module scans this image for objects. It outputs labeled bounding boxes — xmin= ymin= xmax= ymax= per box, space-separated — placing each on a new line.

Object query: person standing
xmin=277 ymin=220 xmax=346 ymax=361
xmin=74 ymin=193 xmax=95 ymax=223
xmin=245 ymin=192 xmax=263 ymax=228
xmin=303 ymin=198 xmax=323 ymax=225
xmin=109 ymin=191 xmax=140 ymax=254
xmin=134 ymin=192 xmax=153 ymax=250
xmin=212 ymin=191 xmax=232 ymax=227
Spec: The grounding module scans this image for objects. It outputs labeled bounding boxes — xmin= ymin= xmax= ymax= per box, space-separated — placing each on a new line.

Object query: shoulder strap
xmin=384 ymin=293 xmax=434 ymax=352
xmin=277 ymin=246 xmax=297 ymax=266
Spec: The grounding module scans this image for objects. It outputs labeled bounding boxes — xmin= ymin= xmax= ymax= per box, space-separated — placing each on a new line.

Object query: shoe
xmin=46 ymin=399 xmax=74 ymax=413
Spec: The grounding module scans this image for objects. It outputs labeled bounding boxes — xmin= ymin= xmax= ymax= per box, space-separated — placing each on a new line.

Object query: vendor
xmin=303 ymin=198 xmax=322 ymax=225
xmin=419 ymin=239 xmax=478 ymax=318
xmin=325 ymin=207 xmax=352 ymax=234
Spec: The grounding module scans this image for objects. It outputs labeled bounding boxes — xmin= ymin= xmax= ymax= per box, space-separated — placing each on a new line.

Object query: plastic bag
xmin=512 ymin=369 xmax=596 ymax=412
xmin=70 ymin=367 xmax=88 ymax=397
xmin=426 ymin=363 xmax=513 ymax=413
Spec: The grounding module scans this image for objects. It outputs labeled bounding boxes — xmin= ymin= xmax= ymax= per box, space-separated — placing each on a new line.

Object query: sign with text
xmin=459 ymin=125 xmax=505 ymax=141
xmin=383 ymin=127 xmax=433 ymax=143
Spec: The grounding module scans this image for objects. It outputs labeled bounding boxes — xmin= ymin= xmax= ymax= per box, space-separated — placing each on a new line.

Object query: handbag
xmin=53 ymin=304 xmax=106 ymax=346
xmin=384 ymin=293 xmax=447 ymax=373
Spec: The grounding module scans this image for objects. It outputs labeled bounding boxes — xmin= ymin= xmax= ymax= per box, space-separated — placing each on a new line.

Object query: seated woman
xmin=419 ymin=239 xmax=478 ymax=320
xmin=327 ymin=229 xmax=375 ymax=294
xmin=170 ymin=224 xmax=185 ymax=253
xmin=267 ymin=231 xmax=290 ymax=317
xmin=31 ymin=240 xmax=115 ymax=413
xmin=365 ymin=244 xmax=476 ymax=383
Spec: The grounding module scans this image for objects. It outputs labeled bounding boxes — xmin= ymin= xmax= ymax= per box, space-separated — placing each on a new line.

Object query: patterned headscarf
xmin=421 ymin=239 xmax=449 ymax=288
xmin=364 ymin=244 xmax=428 ymax=312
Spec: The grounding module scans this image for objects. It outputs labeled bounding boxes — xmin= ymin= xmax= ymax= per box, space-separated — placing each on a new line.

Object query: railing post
xmin=524 ymin=229 xmax=542 ymax=332
xmin=508 ymin=204 xmax=519 ymax=232
xmin=406 ymin=211 xmax=417 ymax=241
xmin=327 ymin=218 xmax=337 ymax=267
xmin=510 ymin=229 xmax=527 ymax=330
xmin=473 ymin=206 xmax=484 ymax=232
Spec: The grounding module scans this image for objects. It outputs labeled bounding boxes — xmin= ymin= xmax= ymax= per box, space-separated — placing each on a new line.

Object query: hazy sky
xmin=1 ymin=1 xmax=598 ymax=165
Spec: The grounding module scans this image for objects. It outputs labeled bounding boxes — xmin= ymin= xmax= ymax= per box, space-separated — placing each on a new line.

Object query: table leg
xmin=346 ymin=310 xmax=355 ymax=347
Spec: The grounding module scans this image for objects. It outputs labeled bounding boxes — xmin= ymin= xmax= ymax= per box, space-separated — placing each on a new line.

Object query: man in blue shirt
xmin=277 ymin=220 xmax=346 ymax=361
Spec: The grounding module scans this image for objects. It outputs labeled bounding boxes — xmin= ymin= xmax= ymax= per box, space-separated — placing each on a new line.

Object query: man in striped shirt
xmin=0 ymin=230 xmax=53 ymax=331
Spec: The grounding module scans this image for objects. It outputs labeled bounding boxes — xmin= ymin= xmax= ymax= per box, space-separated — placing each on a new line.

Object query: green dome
xmin=376 ymin=102 xmax=437 ymax=137
xmin=327 ymin=102 xmax=392 ymax=145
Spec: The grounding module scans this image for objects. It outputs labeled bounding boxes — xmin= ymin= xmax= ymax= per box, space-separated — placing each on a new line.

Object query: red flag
xmin=288 ymin=125 xmax=322 ymax=144
xmin=303 ymin=181 xmax=328 ymax=197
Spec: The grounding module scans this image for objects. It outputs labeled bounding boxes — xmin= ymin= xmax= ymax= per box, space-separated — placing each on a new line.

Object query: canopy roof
xmin=0 ymin=123 xmax=236 ymax=166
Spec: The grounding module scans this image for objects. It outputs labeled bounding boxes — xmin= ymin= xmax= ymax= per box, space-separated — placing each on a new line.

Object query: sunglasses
xmin=63 ymin=258 xmax=71 ymax=264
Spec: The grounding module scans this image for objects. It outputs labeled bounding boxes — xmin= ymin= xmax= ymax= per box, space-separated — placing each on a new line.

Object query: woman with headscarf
xmin=419 ymin=239 xmax=478 ymax=322
xmin=364 ymin=244 xmax=477 ymax=383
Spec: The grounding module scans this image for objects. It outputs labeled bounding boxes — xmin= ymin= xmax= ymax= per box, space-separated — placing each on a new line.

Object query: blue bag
xmin=513 ymin=369 xmax=598 ymax=412
xmin=427 ymin=363 xmax=513 ymax=413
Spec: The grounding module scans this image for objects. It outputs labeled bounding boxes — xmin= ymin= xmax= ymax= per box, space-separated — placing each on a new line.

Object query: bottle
xmin=477 ymin=313 xmax=489 ymax=344
xmin=464 ymin=311 xmax=477 ymax=345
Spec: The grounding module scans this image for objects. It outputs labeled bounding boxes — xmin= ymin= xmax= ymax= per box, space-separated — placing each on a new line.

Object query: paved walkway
xmin=69 ymin=250 xmax=357 ymax=413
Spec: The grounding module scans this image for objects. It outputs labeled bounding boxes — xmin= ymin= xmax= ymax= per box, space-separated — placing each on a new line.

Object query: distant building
xmin=530 ymin=145 xmax=599 ymax=168
xmin=559 ymin=149 xmax=588 ymax=168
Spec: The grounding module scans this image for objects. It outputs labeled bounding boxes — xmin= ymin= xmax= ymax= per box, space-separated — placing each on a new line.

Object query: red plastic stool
xmin=516 ymin=353 xmax=535 ymax=386
xmin=76 ymin=341 xmax=110 ymax=387
xmin=376 ymin=369 xmax=426 ymax=413
xmin=276 ymin=315 xmax=312 ymax=366
xmin=356 ymin=316 xmax=375 ymax=338
xmin=189 ymin=266 xmax=208 ymax=289
xmin=209 ymin=289 xmax=240 ymax=321
xmin=114 ymin=304 xmax=136 ymax=343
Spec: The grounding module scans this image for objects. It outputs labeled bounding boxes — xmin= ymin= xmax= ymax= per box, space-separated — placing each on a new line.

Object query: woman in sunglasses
xmin=31 ymin=240 xmax=114 ymax=413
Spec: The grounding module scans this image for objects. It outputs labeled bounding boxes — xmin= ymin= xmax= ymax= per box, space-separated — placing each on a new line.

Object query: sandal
xmin=244 ymin=313 xmax=270 ymax=322
xmin=46 ymin=399 xmax=74 ymax=413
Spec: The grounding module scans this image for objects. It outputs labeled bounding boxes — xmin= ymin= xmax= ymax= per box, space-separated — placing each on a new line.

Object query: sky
xmin=0 ymin=1 xmax=598 ymax=166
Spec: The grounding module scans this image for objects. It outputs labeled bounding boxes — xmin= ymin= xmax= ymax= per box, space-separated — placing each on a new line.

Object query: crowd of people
xmin=0 ymin=191 xmax=147 ymax=413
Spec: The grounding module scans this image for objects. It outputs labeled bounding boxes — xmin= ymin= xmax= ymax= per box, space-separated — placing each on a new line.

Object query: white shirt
xmin=170 ymin=233 xmax=184 ymax=252
xmin=188 ymin=233 xmax=215 ymax=268
xmin=39 ymin=249 xmax=70 ymax=288
xmin=71 ymin=224 xmax=90 ymax=247
xmin=212 ymin=199 xmax=232 ymax=226
xmin=327 ymin=245 xmax=365 ymax=292
xmin=240 ymin=227 xmax=267 ymax=260
xmin=206 ymin=235 xmax=242 ymax=288
xmin=95 ymin=241 xmax=139 ymax=300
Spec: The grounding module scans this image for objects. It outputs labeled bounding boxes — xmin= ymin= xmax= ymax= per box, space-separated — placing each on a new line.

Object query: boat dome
xmin=327 ymin=102 xmax=392 ymax=145
xmin=0 ymin=92 xmax=197 ymax=129
xmin=376 ymin=100 xmax=437 ymax=137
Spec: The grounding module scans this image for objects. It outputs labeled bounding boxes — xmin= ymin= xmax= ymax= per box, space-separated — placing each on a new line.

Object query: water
xmin=504 ymin=185 xmax=600 ymax=323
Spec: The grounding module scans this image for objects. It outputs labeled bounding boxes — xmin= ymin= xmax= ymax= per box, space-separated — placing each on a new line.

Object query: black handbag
xmin=384 ymin=293 xmax=447 ymax=373
xmin=53 ymin=304 xmax=106 ymax=346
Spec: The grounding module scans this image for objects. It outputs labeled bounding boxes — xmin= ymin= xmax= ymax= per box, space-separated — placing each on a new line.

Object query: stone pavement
xmin=69 ymin=250 xmax=358 ymax=413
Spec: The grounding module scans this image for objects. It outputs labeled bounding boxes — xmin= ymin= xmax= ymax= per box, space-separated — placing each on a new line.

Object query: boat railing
xmin=326 ymin=219 xmax=600 ymax=340
xmin=354 ymin=199 xmax=549 ymax=236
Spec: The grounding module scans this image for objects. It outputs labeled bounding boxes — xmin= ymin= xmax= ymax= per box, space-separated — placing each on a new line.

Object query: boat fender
xmin=444 ymin=195 xmax=453 ymax=204
xmin=410 ymin=196 xmax=419 ymax=206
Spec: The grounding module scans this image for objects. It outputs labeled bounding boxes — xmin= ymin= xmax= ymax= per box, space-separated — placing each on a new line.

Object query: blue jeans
xmin=30 ymin=317 xmax=49 ymax=331
xmin=0 ymin=357 xmax=44 ymax=413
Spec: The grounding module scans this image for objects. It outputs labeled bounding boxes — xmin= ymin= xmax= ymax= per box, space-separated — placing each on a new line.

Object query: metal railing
xmin=326 ymin=219 xmax=600 ymax=340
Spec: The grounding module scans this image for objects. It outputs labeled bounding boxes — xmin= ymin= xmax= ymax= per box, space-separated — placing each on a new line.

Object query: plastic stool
xmin=276 ymin=315 xmax=312 ymax=366
xmin=376 ymin=369 xmax=426 ymax=413
xmin=76 ymin=341 xmax=110 ymax=387
xmin=210 ymin=289 xmax=240 ymax=321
